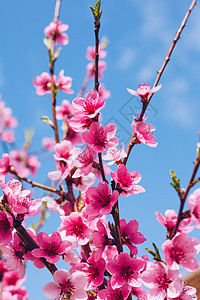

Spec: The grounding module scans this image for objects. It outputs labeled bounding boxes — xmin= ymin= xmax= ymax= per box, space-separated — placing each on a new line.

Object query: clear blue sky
xmin=0 ymin=0 xmax=200 ymax=299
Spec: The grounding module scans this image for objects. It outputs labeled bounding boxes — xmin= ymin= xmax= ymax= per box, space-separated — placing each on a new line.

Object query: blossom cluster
xmin=0 ymin=4 xmax=199 ymax=300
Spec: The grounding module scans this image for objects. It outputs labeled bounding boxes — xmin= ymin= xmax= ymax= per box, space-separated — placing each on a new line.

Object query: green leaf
xmin=170 ymin=170 xmax=180 ymax=191
xmin=43 ymin=37 xmax=51 ymax=49
xmin=41 ymin=116 xmax=54 ymax=128
xmin=54 ymin=47 xmax=62 ymax=60
xmin=90 ymin=0 xmax=102 ymax=22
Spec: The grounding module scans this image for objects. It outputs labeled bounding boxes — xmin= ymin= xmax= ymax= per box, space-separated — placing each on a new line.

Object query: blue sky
xmin=0 ymin=0 xmax=200 ymax=299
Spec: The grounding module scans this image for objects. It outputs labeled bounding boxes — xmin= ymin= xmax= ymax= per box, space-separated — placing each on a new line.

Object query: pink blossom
xmin=0 ymin=153 xmax=11 ymax=175
xmin=0 ymin=211 xmax=13 ymax=246
xmin=111 ymin=164 xmax=145 ymax=196
xmin=82 ymin=122 xmax=119 ymax=153
xmin=86 ymin=182 xmax=119 ymax=220
xmin=42 ymin=269 xmax=87 ymax=300
xmin=87 ymin=60 xmax=107 ymax=79
xmin=54 ymin=140 xmax=74 ymax=163
xmin=33 ymin=72 xmax=56 ymax=95
xmin=155 ymin=209 xmax=193 ymax=234
xmin=69 ymin=113 xmax=94 ymax=133
xmin=142 ymin=261 xmax=181 ymax=299
xmin=162 ymin=233 xmax=200 ymax=271
xmin=98 ymin=279 xmax=130 ymax=300
xmin=42 ymin=137 xmax=55 ymax=150
xmin=99 ymin=83 xmax=111 ymax=99
xmin=57 ymin=70 xmax=73 ymax=94
xmin=56 ymin=99 xmax=74 ymax=120
xmin=73 ymin=145 xmax=96 ymax=178
xmin=120 ymin=219 xmax=146 ymax=255
xmin=1 ymin=130 xmax=15 ymax=143
xmin=48 ymin=162 xmax=70 ymax=182
xmin=74 ymin=253 xmax=106 ymax=290
xmin=131 ymin=118 xmax=158 ymax=147
xmin=44 ymin=21 xmax=69 ymax=45
xmin=188 ymin=188 xmax=200 ymax=228
xmin=63 ymin=117 xmax=83 ymax=145
xmin=107 ymin=252 xmax=145 ymax=289
xmin=102 ymin=144 xmax=127 ymax=165
xmin=1 ymin=245 xmax=25 ymax=278
xmin=127 ymin=83 xmax=162 ymax=102
xmin=31 ymin=231 xmax=72 ymax=264
xmin=168 ymin=275 xmax=197 ymax=300
xmin=92 ymin=220 xmax=110 ymax=261
xmin=86 ymin=46 xmax=106 ymax=61
xmin=26 ymin=154 xmax=41 ymax=175
xmin=72 ymin=90 xmax=106 ymax=118
xmin=59 ymin=212 xmax=90 ymax=245
xmin=73 ymin=173 xmax=95 ymax=192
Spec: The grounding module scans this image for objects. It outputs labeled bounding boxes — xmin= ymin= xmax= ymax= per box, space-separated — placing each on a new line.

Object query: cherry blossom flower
xmin=1 ymin=130 xmax=15 ymax=143
xmin=107 ymin=252 xmax=145 ymax=289
xmin=59 ymin=212 xmax=90 ymax=245
xmin=167 ymin=275 xmax=197 ymax=300
xmin=33 ymin=72 xmax=56 ymax=95
xmin=92 ymin=220 xmax=111 ymax=261
xmin=120 ymin=219 xmax=146 ymax=255
xmin=1 ymin=245 xmax=25 ymax=278
xmin=73 ymin=145 xmax=96 ymax=178
xmin=57 ymin=70 xmax=73 ymax=94
xmin=69 ymin=113 xmax=94 ymax=133
xmin=74 ymin=253 xmax=106 ymax=290
xmin=131 ymin=118 xmax=158 ymax=147
xmin=54 ymin=140 xmax=75 ymax=164
xmin=111 ymin=164 xmax=145 ymax=196
xmin=42 ymin=269 xmax=87 ymax=300
xmin=48 ymin=162 xmax=71 ymax=182
xmin=98 ymin=83 xmax=111 ymax=99
xmin=44 ymin=21 xmax=69 ymax=45
xmin=42 ymin=137 xmax=55 ymax=151
xmin=127 ymin=83 xmax=162 ymax=102
xmin=82 ymin=122 xmax=118 ymax=153
xmin=155 ymin=209 xmax=193 ymax=234
xmin=86 ymin=182 xmax=119 ymax=220
xmin=31 ymin=231 xmax=72 ymax=264
xmin=162 ymin=233 xmax=200 ymax=271
xmin=73 ymin=173 xmax=96 ymax=192
xmin=98 ymin=279 xmax=130 ymax=300
xmin=56 ymin=99 xmax=74 ymax=120
xmin=86 ymin=46 xmax=106 ymax=61
xmin=0 ymin=153 xmax=11 ymax=175
xmin=102 ymin=144 xmax=127 ymax=165
xmin=72 ymin=90 xmax=106 ymax=118
xmin=87 ymin=60 xmax=107 ymax=79
xmin=188 ymin=188 xmax=200 ymax=228
xmin=142 ymin=261 xmax=181 ymax=299
xmin=0 ymin=211 xmax=13 ymax=246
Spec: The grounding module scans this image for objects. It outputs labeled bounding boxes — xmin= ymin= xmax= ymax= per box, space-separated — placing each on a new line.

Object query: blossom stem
xmin=112 ymin=202 xmax=123 ymax=253
xmin=77 ymin=70 xmax=92 ymax=97
xmin=9 ymin=166 xmax=67 ymax=197
xmin=49 ymin=0 xmax=62 ymax=144
xmin=13 ymin=219 xmax=57 ymax=275
xmin=93 ymin=18 xmax=107 ymax=183
xmin=170 ymin=151 xmax=200 ymax=239
xmin=123 ymin=0 xmax=196 ymax=166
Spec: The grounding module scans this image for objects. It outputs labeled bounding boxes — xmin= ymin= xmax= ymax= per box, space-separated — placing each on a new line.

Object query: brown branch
xmin=9 ymin=166 xmax=67 ymax=197
xmin=13 ymin=219 xmax=57 ymax=275
xmin=112 ymin=202 xmax=123 ymax=253
xmin=124 ymin=0 xmax=197 ymax=166
xmin=49 ymin=0 xmax=63 ymax=144
xmin=170 ymin=151 xmax=200 ymax=239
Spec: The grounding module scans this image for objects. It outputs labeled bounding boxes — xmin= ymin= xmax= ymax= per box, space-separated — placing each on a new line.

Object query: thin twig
xmin=9 ymin=166 xmax=68 ymax=197
xmin=49 ymin=0 xmax=62 ymax=144
xmin=124 ymin=0 xmax=197 ymax=166
xmin=170 ymin=151 xmax=200 ymax=239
